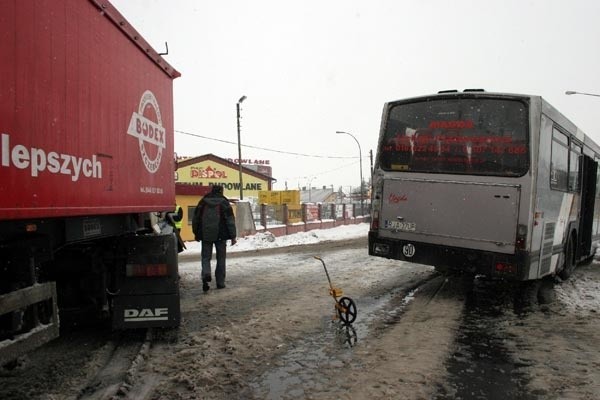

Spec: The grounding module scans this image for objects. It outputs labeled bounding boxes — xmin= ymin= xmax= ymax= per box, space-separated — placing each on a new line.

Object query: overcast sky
xmin=111 ymin=0 xmax=600 ymax=190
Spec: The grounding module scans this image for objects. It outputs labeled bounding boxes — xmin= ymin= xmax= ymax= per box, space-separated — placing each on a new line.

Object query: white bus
xmin=369 ymin=90 xmax=600 ymax=282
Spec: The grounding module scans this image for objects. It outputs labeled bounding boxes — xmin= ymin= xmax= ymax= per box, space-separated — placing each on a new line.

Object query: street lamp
xmin=236 ymin=95 xmax=247 ymax=200
xmin=336 ymin=131 xmax=364 ymax=216
xmin=565 ymin=90 xmax=600 ymax=98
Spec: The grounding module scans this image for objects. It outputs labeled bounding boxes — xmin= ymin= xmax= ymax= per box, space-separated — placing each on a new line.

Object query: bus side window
xmin=551 ymin=128 xmax=569 ymax=191
xmin=568 ymin=147 xmax=581 ymax=192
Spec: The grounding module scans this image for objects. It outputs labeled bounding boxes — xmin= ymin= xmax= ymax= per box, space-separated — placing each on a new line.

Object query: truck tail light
xmin=126 ymin=263 xmax=169 ymax=277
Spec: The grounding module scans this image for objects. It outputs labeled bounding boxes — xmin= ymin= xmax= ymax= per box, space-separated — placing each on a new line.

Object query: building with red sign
xmin=175 ymin=154 xmax=275 ymax=241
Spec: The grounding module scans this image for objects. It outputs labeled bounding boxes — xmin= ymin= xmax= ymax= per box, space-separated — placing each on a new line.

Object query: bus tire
xmin=537 ymin=277 xmax=556 ymax=305
xmin=558 ymin=233 xmax=576 ymax=281
xmin=513 ymin=280 xmax=539 ymax=313
xmin=578 ymin=254 xmax=595 ymax=267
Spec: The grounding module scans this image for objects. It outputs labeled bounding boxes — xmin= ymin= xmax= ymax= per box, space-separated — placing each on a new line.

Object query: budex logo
xmin=127 ymin=90 xmax=166 ymax=174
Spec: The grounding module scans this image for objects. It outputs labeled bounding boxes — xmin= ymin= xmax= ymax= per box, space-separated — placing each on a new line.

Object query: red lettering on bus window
xmin=507 ymin=145 xmax=527 ymax=154
xmin=414 ymin=134 xmax=433 ymax=144
xmin=395 ymin=144 xmax=411 ymax=152
xmin=389 ymin=133 xmax=412 ymax=145
xmin=428 ymin=120 xmax=474 ymax=129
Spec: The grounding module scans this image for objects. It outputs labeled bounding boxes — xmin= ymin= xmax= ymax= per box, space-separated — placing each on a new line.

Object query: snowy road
xmin=1 ymin=225 xmax=600 ymax=399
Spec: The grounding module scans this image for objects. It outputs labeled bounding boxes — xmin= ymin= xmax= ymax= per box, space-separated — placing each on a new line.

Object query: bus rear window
xmin=379 ymin=98 xmax=529 ymax=176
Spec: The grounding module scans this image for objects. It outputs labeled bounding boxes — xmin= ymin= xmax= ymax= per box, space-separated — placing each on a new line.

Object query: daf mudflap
xmin=111 ymin=233 xmax=180 ymax=329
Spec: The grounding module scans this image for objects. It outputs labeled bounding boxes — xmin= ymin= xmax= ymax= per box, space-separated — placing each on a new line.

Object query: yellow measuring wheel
xmin=314 ymin=256 xmax=357 ymax=324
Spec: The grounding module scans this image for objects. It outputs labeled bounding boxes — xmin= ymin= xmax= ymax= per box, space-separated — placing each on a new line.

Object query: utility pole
xmin=236 ymin=95 xmax=247 ymax=200
xmin=369 ymin=149 xmax=373 ymax=178
xmin=335 ymin=131 xmax=364 ymax=216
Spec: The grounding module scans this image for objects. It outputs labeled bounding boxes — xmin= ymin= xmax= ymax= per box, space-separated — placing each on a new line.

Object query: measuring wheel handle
xmin=329 ymin=287 xmax=343 ymax=298
xmin=337 ymin=296 xmax=357 ymax=324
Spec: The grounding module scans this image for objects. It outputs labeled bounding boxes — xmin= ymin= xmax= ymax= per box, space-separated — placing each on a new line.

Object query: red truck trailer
xmin=0 ymin=0 xmax=182 ymax=365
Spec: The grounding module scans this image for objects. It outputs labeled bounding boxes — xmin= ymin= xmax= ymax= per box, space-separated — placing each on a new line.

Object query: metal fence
xmin=253 ymin=202 xmax=361 ymax=228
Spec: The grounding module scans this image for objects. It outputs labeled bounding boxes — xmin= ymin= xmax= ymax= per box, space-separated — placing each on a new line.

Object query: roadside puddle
xmin=249 ymin=285 xmax=419 ymax=399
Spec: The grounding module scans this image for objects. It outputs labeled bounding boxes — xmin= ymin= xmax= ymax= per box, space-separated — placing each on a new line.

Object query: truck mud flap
xmin=112 ymin=293 xmax=180 ymax=329
xmin=0 ymin=282 xmax=59 ymax=365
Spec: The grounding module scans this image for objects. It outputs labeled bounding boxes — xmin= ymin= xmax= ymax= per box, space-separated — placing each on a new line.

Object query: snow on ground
xmin=180 ymin=222 xmax=600 ymax=312
xmin=178 ymin=223 xmax=369 ymax=278
xmin=182 ymin=223 xmax=369 ymax=255
xmin=554 ymin=263 xmax=600 ymax=314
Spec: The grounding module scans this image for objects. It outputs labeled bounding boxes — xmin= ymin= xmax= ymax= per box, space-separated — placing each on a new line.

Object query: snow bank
xmin=182 ymin=223 xmax=369 ymax=256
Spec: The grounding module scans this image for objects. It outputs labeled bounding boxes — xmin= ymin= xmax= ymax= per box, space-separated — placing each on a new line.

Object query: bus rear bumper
xmin=369 ymin=231 xmax=528 ymax=280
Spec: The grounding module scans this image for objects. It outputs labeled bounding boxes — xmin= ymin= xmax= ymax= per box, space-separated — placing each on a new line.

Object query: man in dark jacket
xmin=192 ymin=185 xmax=237 ymax=292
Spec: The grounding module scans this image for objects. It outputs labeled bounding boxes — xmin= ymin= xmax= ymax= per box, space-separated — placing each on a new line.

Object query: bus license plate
xmin=385 ymin=220 xmax=417 ymax=231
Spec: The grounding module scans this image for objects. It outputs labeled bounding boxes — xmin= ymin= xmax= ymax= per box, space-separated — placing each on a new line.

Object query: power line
xmin=175 ymin=129 xmax=358 ymax=159
xmin=292 ymin=160 xmax=361 ymax=181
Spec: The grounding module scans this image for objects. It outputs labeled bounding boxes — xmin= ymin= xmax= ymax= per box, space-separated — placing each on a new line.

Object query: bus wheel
xmin=537 ymin=277 xmax=556 ymax=305
xmin=558 ymin=234 xmax=576 ymax=280
xmin=578 ymin=254 xmax=595 ymax=267
xmin=514 ymin=280 xmax=540 ymax=312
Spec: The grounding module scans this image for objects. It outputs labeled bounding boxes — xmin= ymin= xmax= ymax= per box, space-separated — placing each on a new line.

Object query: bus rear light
xmin=25 ymin=223 xmax=38 ymax=232
xmin=371 ymin=211 xmax=379 ymax=230
xmin=495 ymin=262 xmax=515 ymax=274
xmin=516 ymin=224 xmax=527 ymax=250
xmin=126 ymin=263 xmax=169 ymax=277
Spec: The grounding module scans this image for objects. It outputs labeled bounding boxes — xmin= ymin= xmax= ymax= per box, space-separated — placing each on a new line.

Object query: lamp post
xmin=336 ymin=131 xmax=364 ymax=216
xmin=565 ymin=90 xmax=600 ymax=98
xmin=236 ymin=95 xmax=247 ymax=200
